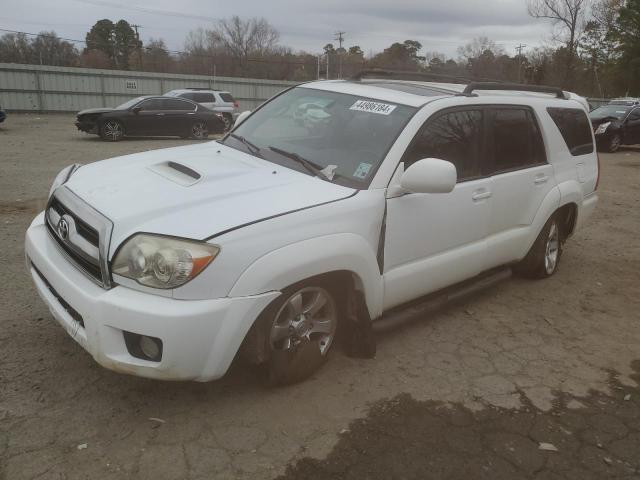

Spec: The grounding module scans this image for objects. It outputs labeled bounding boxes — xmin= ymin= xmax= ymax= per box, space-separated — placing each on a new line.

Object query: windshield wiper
xmin=229 ymin=133 xmax=263 ymax=158
xmin=268 ymin=146 xmax=331 ymax=180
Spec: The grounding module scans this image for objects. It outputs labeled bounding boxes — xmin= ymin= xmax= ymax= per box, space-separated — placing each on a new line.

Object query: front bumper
xmin=25 ymin=212 xmax=279 ymax=382
xmin=75 ymin=120 xmax=97 ymax=134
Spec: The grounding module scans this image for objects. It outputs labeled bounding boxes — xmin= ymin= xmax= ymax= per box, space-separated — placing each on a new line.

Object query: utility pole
xmin=131 ymin=24 xmax=143 ymax=69
xmin=334 ymin=31 xmax=345 ymax=78
xmin=515 ymin=43 xmax=527 ymax=83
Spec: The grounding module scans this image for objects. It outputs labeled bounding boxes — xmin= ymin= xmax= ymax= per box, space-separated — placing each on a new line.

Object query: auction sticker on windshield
xmin=350 ymin=100 xmax=397 ymax=115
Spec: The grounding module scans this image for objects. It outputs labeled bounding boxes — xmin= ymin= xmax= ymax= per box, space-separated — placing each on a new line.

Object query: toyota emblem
xmin=57 ymin=217 xmax=69 ymax=240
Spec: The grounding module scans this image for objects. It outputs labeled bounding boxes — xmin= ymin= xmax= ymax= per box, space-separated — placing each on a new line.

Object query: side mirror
xmin=234 ymin=110 xmax=251 ymax=127
xmin=132 ymin=106 xmax=142 ymax=114
xmin=400 ymin=158 xmax=457 ymax=194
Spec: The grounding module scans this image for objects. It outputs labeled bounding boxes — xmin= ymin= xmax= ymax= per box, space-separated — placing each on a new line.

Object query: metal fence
xmin=0 ymin=63 xmax=298 ymax=113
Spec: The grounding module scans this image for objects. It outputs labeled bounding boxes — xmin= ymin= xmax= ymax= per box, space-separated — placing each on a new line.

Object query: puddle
xmin=276 ymin=361 xmax=640 ymax=479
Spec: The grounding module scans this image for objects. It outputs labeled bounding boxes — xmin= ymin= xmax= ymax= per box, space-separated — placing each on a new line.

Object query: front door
xmin=383 ymin=108 xmax=492 ymax=310
xmin=126 ymin=98 xmax=166 ymax=136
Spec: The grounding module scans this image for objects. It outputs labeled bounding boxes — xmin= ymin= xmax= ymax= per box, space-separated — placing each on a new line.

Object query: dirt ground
xmin=1 ymin=114 xmax=640 ymax=480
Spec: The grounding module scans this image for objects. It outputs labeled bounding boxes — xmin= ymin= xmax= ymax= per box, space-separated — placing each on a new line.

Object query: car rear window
xmin=219 ymin=93 xmax=235 ymax=103
xmin=547 ymin=108 xmax=594 ymax=156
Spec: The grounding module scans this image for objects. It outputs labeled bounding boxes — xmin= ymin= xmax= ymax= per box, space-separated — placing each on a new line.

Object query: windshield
xmin=116 ymin=96 xmax=147 ymax=110
xmin=589 ymin=105 xmax=631 ymax=120
xmin=220 ymin=87 xmax=417 ymax=188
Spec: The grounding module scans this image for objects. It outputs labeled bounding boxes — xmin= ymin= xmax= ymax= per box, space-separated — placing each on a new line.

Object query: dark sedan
xmin=0 ymin=105 xmax=6 ymax=124
xmin=75 ymin=96 xmax=226 ymax=141
xmin=590 ymin=102 xmax=640 ymax=152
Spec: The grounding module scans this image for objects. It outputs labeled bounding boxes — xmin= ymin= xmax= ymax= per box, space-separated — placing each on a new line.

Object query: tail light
xmin=595 ymin=151 xmax=601 ymax=191
xmin=233 ymin=101 xmax=239 ymax=108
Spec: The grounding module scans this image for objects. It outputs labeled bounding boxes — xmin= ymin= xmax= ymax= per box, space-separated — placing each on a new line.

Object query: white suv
xmin=26 ymin=73 xmax=598 ymax=385
xmin=164 ymin=88 xmax=238 ymax=130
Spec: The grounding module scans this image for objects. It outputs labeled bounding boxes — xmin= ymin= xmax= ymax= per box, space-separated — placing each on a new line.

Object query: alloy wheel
xmin=191 ymin=122 xmax=208 ymax=139
xmin=269 ymin=287 xmax=337 ymax=355
xmin=104 ymin=121 xmax=123 ymax=141
xmin=544 ymin=222 xmax=560 ymax=274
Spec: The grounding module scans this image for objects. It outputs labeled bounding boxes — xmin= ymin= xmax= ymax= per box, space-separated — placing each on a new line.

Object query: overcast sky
xmin=1 ymin=0 xmax=554 ymax=58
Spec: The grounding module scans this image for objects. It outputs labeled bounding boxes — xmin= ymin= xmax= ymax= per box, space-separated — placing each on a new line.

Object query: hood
xmin=64 ymin=142 xmax=355 ymax=252
xmin=77 ymin=108 xmax=115 ymax=116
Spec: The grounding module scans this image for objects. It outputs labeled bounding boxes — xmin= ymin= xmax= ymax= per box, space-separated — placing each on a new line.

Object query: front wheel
xmin=515 ymin=215 xmax=562 ymax=279
xmin=222 ymin=113 xmax=232 ymax=132
xmin=607 ymin=134 xmax=622 ymax=153
xmin=259 ymin=284 xmax=339 ymax=386
xmin=190 ymin=121 xmax=209 ymax=140
xmin=100 ymin=120 xmax=124 ymax=141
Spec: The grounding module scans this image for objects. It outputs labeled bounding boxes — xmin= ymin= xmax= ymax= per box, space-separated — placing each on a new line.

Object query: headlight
xmin=112 ymin=233 xmax=220 ymax=289
xmin=49 ymin=163 xmax=82 ymax=197
xmin=595 ymin=122 xmax=611 ymax=135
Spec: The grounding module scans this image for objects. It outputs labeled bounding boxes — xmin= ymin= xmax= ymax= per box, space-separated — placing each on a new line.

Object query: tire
xmin=190 ymin=121 xmax=209 ymax=140
xmin=99 ymin=120 xmax=124 ymax=141
xmin=254 ymin=281 xmax=340 ymax=386
xmin=222 ymin=113 xmax=232 ymax=132
xmin=515 ymin=214 xmax=562 ymax=279
xmin=607 ymin=134 xmax=622 ymax=153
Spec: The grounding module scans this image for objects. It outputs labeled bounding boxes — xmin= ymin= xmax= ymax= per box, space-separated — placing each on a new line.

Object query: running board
xmin=372 ymin=267 xmax=512 ymax=333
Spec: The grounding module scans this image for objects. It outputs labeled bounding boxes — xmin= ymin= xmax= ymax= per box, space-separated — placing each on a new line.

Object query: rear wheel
xmin=258 ymin=283 xmax=339 ymax=386
xmin=100 ymin=120 xmax=124 ymax=141
xmin=190 ymin=121 xmax=208 ymax=140
xmin=515 ymin=214 xmax=562 ymax=279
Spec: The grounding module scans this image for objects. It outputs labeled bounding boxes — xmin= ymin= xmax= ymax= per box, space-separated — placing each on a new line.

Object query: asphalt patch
xmin=276 ymin=361 xmax=640 ymax=479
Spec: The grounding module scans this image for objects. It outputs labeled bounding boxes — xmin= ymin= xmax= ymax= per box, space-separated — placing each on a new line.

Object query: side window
xmin=403 ymin=109 xmax=482 ymax=182
xmin=138 ymin=99 xmax=164 ymax=111
xmin=178 ymin=92 xmax=195 ymax=101
xmin=163 ymin=99 xmax=195 ymax=111
xmin=546 ymin=107 xmax=594 ymax=156
xmin=219 ymin=92 xmax=235 ymax=103
xmin=628 ymin=109 xmax=640 ymax=121
xmin=193 ymin=93 xmax=215 ymax=103
xmin=490 ymin=108 xmax=546 ymax=173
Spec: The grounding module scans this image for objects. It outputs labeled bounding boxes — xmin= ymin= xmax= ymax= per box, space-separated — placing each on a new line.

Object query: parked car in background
xmin=164 ymin=88 xmax=239 ymax=130
xmin=590 ymin=100 xmax=640 ymax=152
xmin=75 ymin=96 xmax=226 ymax=141
xmin=0 ymin=105 xmax=6 ymax=123
xmin=27 ymin=75 xmax=598 ymax=385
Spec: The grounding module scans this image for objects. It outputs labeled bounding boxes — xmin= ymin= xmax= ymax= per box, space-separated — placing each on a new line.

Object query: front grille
xmin=32 ymin=263 xmax=84 ymax=328
xmin=46 ymin=187 xmax=113 ymax=288
xmin=49 ymin=197 xmax=99 ymax=247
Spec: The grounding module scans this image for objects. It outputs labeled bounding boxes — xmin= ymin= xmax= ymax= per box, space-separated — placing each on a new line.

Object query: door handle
xmin=156 ymin=113 xmax=165 ymax=116
xmin=472 ymin=190 xmax=492 ymax=201
xmin=534 ymin=175 xmax=549 ymax=185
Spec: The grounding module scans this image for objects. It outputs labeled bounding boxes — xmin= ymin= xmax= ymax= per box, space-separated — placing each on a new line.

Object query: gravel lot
xmin=1 ymin=114 xmax=640 ymax=479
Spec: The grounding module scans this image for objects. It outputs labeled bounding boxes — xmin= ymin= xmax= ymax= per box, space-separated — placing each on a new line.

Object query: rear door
xmin=383 ymin=108 xmax=493 ymax=310
xmin=482 ymin=106 xmax=554 ymax=266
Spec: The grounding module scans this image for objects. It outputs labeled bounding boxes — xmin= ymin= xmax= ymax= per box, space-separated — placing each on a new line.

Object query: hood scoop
xmin=148 ymin=161 xmax=202 ymax=186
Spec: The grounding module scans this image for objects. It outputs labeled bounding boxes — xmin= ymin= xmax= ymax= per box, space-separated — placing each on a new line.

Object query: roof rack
xmin=184 ymin=87 xmax=219 ymax=91
xmin=462 ymin=82 xmax=567 ymax=99
xmin=350 ymin=69 xmax=489 ymax=84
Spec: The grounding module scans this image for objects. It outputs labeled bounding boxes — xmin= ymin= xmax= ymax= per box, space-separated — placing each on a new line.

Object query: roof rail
xmin=350 ymin=68 xmax=486 ymax=84
xmin=462 ymin=82 xmax=567 ymax=99
xmin=184 ymin=87 xmax=218 ymax=91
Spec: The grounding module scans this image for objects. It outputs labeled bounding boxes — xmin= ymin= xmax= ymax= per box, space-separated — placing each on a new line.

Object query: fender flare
xmin=229 ymin=233 xmax=384 ymax=319
xmin=557 ymin=179 xmax=584 ymax=208
xmin=520 ymin=186 xmax=561 ymax=256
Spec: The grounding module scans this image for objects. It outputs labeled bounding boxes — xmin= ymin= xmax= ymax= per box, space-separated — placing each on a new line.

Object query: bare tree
xmin=211 ymin=16 xmax=279 ymax=68
xmin=527 ymin=0 xmax=590 ymax=88
xmin=457 ymin=36 xmax=504 ymax=63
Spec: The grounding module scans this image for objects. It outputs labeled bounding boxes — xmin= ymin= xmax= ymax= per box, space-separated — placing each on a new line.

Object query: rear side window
xmin=192 ymin=93 xmax=215 ymax=103
xmin=403 ymin=109 xmax=482 ymax=182
xmin=219 ymin=93 xmax=235 ymax=103
xmin=490 ymin=108 xmax=546 ymax=174
xmin=139 ymin=99 xmax=165 ymax=111
xmin=547 ymin=107 xmax=594 ymax=156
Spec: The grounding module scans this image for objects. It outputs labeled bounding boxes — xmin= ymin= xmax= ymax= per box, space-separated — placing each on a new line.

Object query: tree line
xmin=0 ymin=0 xmax=639 ymax=97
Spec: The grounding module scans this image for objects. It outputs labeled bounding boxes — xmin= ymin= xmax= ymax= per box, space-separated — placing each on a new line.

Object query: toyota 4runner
xmin=26 ymin=72 xmax=599 ymax=385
